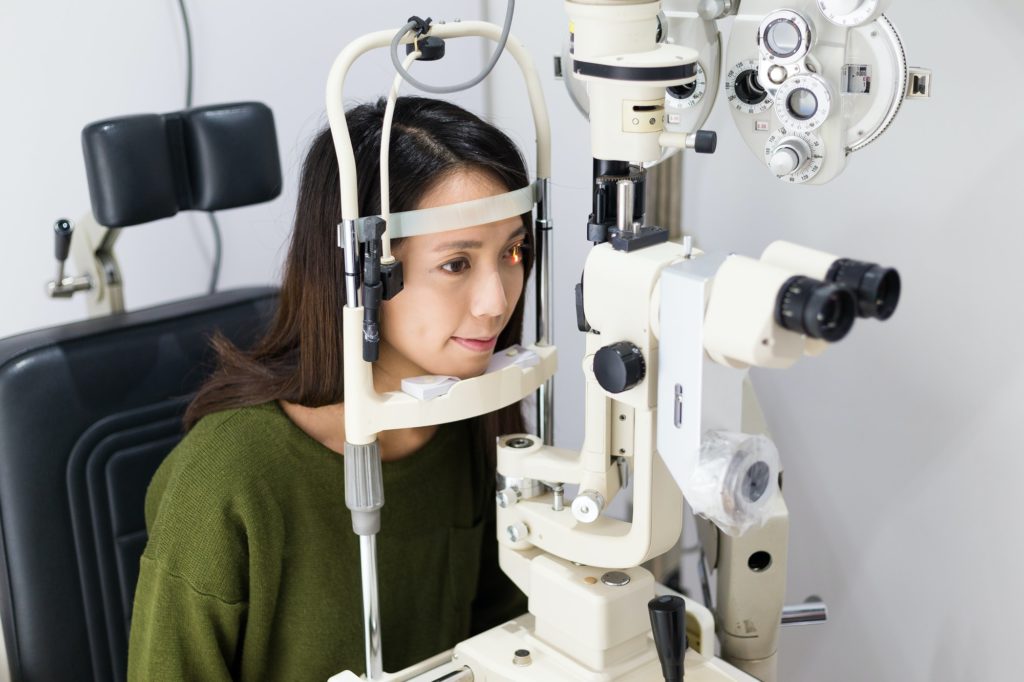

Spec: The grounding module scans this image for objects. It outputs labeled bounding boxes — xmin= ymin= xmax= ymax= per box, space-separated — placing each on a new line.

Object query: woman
xmin=127 ymin=96 xmax=533 ymax=680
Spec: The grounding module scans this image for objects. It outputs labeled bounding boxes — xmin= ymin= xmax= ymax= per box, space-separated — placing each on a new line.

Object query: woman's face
xmin=377 ymin=169 xmax=527 ymax=383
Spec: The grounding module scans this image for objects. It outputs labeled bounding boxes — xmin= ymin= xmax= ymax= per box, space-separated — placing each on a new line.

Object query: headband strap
xmin=384 ymin=183 xmax=535 ymax=238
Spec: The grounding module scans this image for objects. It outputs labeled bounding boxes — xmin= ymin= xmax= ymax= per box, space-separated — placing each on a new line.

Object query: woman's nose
xmin=470 ymin=270 xmax=507 ymax=319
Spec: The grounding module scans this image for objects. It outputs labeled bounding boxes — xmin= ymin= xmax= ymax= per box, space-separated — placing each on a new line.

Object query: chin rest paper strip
xmin=385 ymin=184 xmax=535 ymax=238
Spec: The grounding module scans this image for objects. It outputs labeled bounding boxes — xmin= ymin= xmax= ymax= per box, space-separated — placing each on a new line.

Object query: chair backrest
xmin=0 ymin=288 xmax=278 ymax=682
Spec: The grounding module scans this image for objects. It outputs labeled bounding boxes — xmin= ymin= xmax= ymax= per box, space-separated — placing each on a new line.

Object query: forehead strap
xmin=384 ymin=183 xmax=535 ymax=238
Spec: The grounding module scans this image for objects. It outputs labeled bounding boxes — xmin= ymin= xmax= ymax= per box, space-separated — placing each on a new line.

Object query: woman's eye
xmin=505 ymin=242 xmax=525 ymax=266
xmin=441 ymin=258 xmax=470 ymax=274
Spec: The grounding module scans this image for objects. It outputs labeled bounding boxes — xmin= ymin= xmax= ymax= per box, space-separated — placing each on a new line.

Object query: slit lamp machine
xmin=308 ymin=1 xmax=929 ymax=680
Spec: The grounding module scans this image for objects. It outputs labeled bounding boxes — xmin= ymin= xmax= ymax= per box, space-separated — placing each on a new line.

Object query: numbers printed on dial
xmin=725 ymin=59 xmax=774 ymax=114
xmin=774 ymin=75 xmax=832 ymax=132
xmin=816 ymin=0 xmax=880 ymax=27
xmin=763 ymin=127 xmax=825 ymax=184
xmin=667 ymin=62 xmax=708 ymax=114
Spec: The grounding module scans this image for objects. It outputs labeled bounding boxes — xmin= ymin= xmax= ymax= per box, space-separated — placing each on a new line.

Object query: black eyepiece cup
xmin=776 ymin=276 xmax=857 ymax=342
xmin=827 ymin=258 xmax=901 ymax=321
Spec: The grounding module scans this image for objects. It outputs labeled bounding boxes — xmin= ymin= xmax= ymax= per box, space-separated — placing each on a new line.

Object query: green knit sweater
xmin=127 ymin=401 xmax=526 ymax=681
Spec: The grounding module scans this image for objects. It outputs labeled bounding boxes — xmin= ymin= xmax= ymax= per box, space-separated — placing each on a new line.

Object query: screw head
xmin=496 ymin=487 xmax=521 ymax=508
xmin=506 ymin=522 xmax=528 ymax=543
xmin=601 ymin=571 xmax=632 ymax=587
xmin=512 ymin=648 xmax=532 ymax=666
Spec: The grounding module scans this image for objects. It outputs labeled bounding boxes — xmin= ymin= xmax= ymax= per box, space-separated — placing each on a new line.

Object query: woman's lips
xmin=452 ymin=336 xmax=498 ymax=352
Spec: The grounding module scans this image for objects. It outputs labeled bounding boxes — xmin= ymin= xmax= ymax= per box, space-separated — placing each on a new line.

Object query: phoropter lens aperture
xmin=734 ymin=70 xmax=768 ymax=105
xmin=775 ymin=275 xmax=857 ymax=342
xmin=764 ymin=19 xmax=803 ymax=58
xmin=826 ymin=258 xmax=902 ymax=320
xmin=786 ymin=88 xmax=818 ymax=120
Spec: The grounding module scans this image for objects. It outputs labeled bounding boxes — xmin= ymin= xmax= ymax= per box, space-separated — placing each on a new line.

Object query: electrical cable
xmin=379 ymin=50 xmax=422 ymax=262
xmin=175 ymin=0 xmax=223 ymax=294
xmin=388 ymin=0 xmax=515 ymax=94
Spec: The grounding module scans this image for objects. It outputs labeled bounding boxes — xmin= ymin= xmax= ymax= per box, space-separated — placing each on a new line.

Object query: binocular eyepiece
xmin=761 ymin=242 xmax=902 ymax=325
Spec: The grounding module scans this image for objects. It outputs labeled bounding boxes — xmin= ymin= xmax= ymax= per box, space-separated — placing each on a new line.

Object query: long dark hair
xmin=184 ymin=96 xmax=534 ymax=459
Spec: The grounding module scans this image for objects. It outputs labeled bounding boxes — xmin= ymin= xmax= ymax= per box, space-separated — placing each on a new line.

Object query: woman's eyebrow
xmin=432 ymin=225 xmax=527 ymax=253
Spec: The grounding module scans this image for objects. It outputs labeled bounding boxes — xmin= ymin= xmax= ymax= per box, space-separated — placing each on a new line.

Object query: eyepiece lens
xmin=775 ymin=276 xmax=856 ymax=342
xmin=807 ymin=285 xmax=856 ymax=341
xmin=816 ymin=295 xmax=841 ymax=329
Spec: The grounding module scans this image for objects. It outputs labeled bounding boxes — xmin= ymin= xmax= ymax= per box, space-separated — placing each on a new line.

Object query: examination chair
xmin=0 ymin=102 xmax=282 ymax=682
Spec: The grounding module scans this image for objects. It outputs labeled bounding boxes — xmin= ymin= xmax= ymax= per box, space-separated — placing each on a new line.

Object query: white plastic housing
xmin=566 ymin=0 xmax=698 ymax=163
xmin=703 ymin=255 xmax=808 ymax=370
xmin=760 ymin=240 xmax=838 ymax=279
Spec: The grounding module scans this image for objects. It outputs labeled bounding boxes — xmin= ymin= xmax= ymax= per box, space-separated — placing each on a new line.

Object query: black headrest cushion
xmin=81 ymin=102 xmax=283 ymax=227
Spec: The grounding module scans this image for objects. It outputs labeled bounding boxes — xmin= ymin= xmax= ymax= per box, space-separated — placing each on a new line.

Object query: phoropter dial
xmin=725 ymin=59 xmax=773 ymax=115
xmin=764 ymin=128 xmax=824 ymax=184
xmin=815 ymin=0 xmax=889 ymax=27
xmin=666 ymin=61 xmax=707 ymax=112
xmin=774 ymin=74 xmax=832 ymax=132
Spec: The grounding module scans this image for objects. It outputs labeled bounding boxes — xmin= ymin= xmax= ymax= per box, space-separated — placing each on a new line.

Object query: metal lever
xmin=649 ymin=594 xmax=687 ymax=682
xmin=698 ymin=0 xmax=736 ymax=21
xmin=658 ymin=130 xmax=718 ymax=155
xmin=781 ymin=596 xmax=828 ymax=626
xmin=46 ymin=218 xmax=92 ymax=298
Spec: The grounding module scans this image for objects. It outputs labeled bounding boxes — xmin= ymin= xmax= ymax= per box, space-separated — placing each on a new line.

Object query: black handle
xmin=694 ymin=130 xmax=717 ymax=154
xmin=649 ymin=594 xmax=687 ymax=682
xmin=53 ymin=218 xmax=73 ymax=261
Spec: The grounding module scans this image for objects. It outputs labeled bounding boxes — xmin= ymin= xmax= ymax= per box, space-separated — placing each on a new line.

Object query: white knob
xmin=768 ymin=137 xmax=811 ymax=176
xmin=769 ymin=147 xmax=801 ymax=176
xmin=572 ymin=490 xmax=606 ymax=524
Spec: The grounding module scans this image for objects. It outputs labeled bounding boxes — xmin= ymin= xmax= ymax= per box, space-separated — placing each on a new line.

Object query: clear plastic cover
xmin=687 ymin=430 xmax=781 ymax=536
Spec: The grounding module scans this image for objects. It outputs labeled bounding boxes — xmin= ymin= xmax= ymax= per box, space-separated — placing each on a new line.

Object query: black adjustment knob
xmin=648 ymin=594 xmax=687 ymax=682
xmin=53 ymin=218 xmax=73 ymax=261
xmin=694 ymin=130 xmax=717 ymax=154
xmin=594 ymin=341 xmax=645 ymax=393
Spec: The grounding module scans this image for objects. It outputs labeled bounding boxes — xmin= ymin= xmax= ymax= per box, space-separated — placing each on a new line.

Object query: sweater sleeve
xmin=127 ymin=556 xmax=247 ymax=681
xmin=128 ymin=412 xmax=256 ymax=680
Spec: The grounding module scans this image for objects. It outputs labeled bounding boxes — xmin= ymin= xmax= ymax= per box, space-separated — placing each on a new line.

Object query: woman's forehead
xmin=406 ymin=217 xmax=525 ymax=254
xmin=416 ymin=168 xmax=507 ymax=209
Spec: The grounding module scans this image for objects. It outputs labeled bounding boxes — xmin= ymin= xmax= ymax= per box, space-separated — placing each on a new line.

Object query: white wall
xmin=3 ymin=1 xmax=1021 ymax=681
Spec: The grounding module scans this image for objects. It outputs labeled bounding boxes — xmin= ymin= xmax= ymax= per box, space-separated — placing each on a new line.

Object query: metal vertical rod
xmin=534 ymin=178 xmax=554 ymax=445
xmin=340 ymin=219 xmax=361 ymax=307
xmin=616 ymin=179 xmax=635 ymax=234
xmin=359 ymin=534 xmax=383 ymax=679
